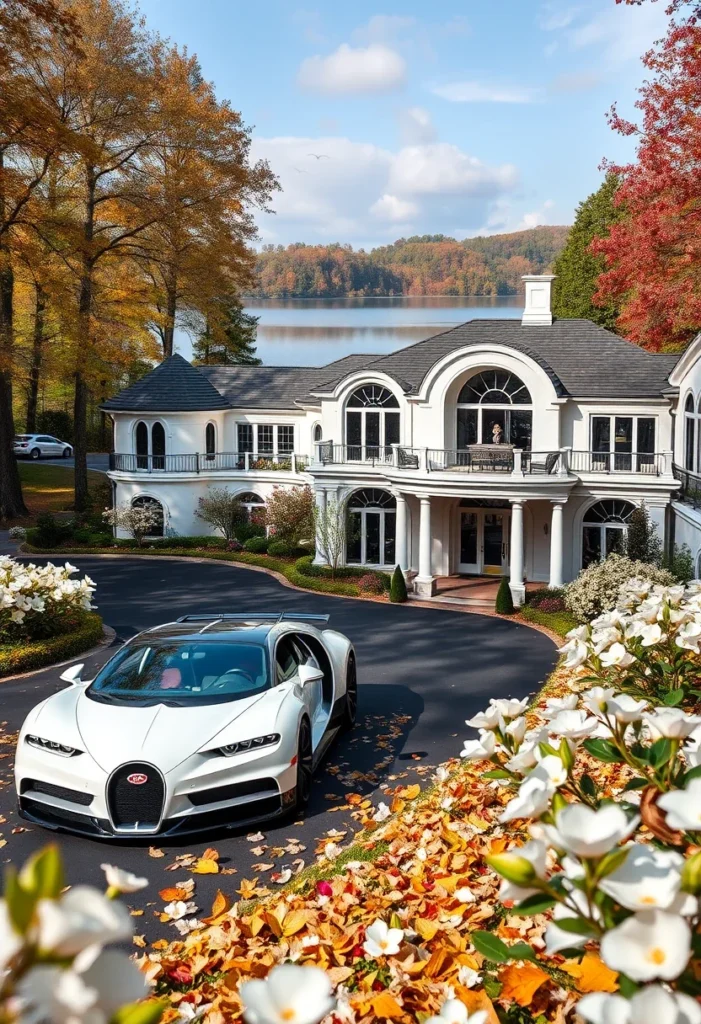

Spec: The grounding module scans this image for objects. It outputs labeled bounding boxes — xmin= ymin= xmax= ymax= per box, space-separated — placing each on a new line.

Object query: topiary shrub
xmin=390 ymin=565 xmax=407 ymax=603
xmin=243 ymin=536 xmax=270 ymax=554
xmin=564 ymin=552 xmax=675 ymax=621
xmin=268 ymin=539 xmax=310 ymax=557
xmin=34 ymin=513 xmax=71 ymax=548
xmin=495 ymin=575 xmax=515 ymax=614
xmin=235 ymin=521 xmax=266 ymax=543
xmin=357 ymin=573 xmax=386 ymax=595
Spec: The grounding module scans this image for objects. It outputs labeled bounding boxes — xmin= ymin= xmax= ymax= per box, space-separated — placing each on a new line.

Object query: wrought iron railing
xmin=317 ymin=443 xmax=394 ymax=466
xmin=426 ymin=448 xmax=514 ymax=472
xmin=673 ymin=463 xmax=701 ymax=509
xmin=109 ymin=452 xmax=309 ymax=473
xmin=569 ymin=451 xmax=665 ymax=475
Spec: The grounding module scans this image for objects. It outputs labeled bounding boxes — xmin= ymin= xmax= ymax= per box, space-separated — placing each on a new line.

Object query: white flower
xmin=600 ymin=643 xmax=636 ymax=668
xmin=499 ymin=774 xmax=553 ymax=823
xmin=163 ymin=900 xmax=198 ymax=921
xmin=456 ymin=966 xmax=482 ymax=989
xmin=0 ymin=899 xmax=22 ymax=970
xmin=531 ymin=754 xmax=568 ymax=788
xmin=599 ymin=844 xmax=685 ymax=911
xmin=373 ymin=802 xmax=391 ymax=822
xmin=100 ymin=863 xmax=148 ymax=894
xmin=542 ymin=694 xmax=578 ymax=719
xmin=548 ymin=709 xmax=598 ymax=741
xmin=505 ymin=716 xmax=527 ymax=744
xmin=606 ymin=694 xmax=648 ymax=724
xmin=498 ymin=839 xmax=548 ymax=903
xmin=465 ymin=706 xmax=502 ymax=731
xmin=683 ymin=729 xmax=701 ymax=769
xmin=636 ymin=622 xmax=666 ymax=647
xmin=643 ymin=709 xmax=701 ymax=741
xmin=363 ymin=919 xmax=404 ymax=957
xmin=541 ymin=803 xmax=639 ymax=858
xmin=240 ymin=964 xmax=335 ymax=1024
xmin=461 ymin=731 xmax=497 ymax=761
xmin=600 ymin=909 xmax=691 ymax=982
xmin=581 ymin=686 xmax=617 ymax=715
xmin=173 ymin=917 xmax=203 ymax=936
xmin=435 ymin=766 xmax=449 ymax=783
xmin=424 ymin=999 xmax=487 ymax=1024
xmin=657 ymin=776 xmax=701 ymax=831
xmin=544 ymin=891 xmax=599 ymax=956
xmin=36 ymin=887 xmax=132 ymax=957
xmin=490 ymin=697 xmax=529 ymax=720
xmin=676 ymin=621 xmax=701 ymax=652
xmin=454 ymin=887 xmax=476 ymax=904
xmin=504 ymin=745 xmax=538 ymax=774
xmin=578 ymin=987 xmax=701 ymax=1024
xmin=559 ymin=637 xmax=589 ymax=669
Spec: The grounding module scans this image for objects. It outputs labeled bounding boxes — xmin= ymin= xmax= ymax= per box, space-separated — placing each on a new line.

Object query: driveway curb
xmin=0 ymin=624 xmax=117 ymax=683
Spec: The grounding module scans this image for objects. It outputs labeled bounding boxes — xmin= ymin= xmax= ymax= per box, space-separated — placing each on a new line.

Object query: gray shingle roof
xmin=102 ymin=354 xmax=230 ymax=412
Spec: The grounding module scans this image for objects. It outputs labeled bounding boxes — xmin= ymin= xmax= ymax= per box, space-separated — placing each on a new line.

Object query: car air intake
xmin=107 ymin=762 xmax=164 ymax=828
xmin=22 ymin=779 xmax=93 ymax=806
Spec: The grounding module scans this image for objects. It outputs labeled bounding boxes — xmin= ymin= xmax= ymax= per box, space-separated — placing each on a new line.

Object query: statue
xmin=491 ymin=422 xmax=504 ymax=445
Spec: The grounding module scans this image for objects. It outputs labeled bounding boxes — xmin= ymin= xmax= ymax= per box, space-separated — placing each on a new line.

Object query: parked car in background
xmin=14 ymin=434 xmax=73 ymax=460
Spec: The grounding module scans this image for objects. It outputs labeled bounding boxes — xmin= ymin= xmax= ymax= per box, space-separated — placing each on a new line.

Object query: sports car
xmin=15 ymin=612 xmax=357 ymax=839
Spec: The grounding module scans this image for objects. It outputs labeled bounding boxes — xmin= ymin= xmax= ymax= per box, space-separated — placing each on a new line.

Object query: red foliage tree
xmin=594 ymin=20 xmax=701 ymax=349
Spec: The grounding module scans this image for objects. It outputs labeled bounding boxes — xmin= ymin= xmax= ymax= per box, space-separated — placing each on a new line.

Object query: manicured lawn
xmin=3 ymin=463 xmax=104 ymax=527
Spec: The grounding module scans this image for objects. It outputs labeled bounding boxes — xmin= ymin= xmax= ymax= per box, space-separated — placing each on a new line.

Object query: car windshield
xmin=87 ymin=641 xmax=269 ymax=707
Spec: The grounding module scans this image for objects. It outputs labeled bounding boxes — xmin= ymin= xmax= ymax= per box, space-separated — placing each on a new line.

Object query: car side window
xmin=38 ymin=436 xmax=53 ymax=443
xmin=275 ymin=636 xmax=300 ymax=685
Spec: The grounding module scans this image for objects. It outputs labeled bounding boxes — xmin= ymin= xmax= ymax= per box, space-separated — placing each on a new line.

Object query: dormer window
xmin=457 ymin=371 xmax=532 ymax=449
xmin=346 ymin=384 xmax=399 ymax=460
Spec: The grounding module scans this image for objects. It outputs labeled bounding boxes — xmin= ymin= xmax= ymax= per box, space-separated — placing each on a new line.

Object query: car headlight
xmin=26 ymin=734 xmax=81 ymax=757
xmin=216 ymin=733 xmax=280 ymax=757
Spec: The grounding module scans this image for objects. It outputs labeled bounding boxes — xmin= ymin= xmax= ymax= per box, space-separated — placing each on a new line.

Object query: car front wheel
xmin=341 ymin=654 xmax=357 ymax=731
xmin=62 ymin=447 xmax=72 ymax=458
xmin=30 ymin=448 xmax=40 ymax=460
xmin=295 ymin=717 xmax=313 ymax=809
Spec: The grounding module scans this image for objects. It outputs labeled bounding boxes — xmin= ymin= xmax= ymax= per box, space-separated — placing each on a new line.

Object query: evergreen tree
xmin=495 ymin=576 xmax=514 ymax=615
xmin=193 ymin=299 xmax=262 ymax=365
xmin=552 ymin=174 xmax=623 ymax=332
xmin=390 ymin=565 xmax=407 ymax=603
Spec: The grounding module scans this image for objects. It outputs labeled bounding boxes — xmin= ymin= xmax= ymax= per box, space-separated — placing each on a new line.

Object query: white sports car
xmin=15 ymin=613 xmax=357 ymax=839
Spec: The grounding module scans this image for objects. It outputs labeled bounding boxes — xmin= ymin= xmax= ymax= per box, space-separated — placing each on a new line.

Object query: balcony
xmin=673 ymin=464 xmax=701 ymax=509
xmin=316 ymin=443 xmax=566 ymax=475
xmin=109 ymin=452 xmax=309 ymax=474
xmin=569 ymin=451 xmax=668 ymax=476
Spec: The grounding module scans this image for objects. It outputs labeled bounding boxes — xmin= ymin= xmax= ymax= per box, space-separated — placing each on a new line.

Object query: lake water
xmin=243 ymin=295 xmax=523 ymax=367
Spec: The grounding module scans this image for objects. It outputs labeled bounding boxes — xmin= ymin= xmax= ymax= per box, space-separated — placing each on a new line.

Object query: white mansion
xmin=103 ymin=275 xmax=701 ymax=605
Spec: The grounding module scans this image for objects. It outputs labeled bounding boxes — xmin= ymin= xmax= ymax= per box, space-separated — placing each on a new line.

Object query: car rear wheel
xmin=295 ymin=717 xmax=313 ymax=809
xmin=62 ymin=447 xmax=71 ymax=458
xmin=341 ymin=654 xmax=357 ymax=732
xmin=30 ymin=448 xmax=40 ymax=460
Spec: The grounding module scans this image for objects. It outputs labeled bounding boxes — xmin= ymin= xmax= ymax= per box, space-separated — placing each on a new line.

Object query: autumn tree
xmin=193 ymin=298 xmax=261 ymax=365
xmin=552 ymin=174 xmax=623 ymax=331
xmin=594 ymin=20 xmax=701 ymax=349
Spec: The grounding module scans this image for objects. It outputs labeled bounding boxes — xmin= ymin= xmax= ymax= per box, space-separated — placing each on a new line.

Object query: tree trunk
xmin=25 ymin=281 xmax=45 ymax=433
xmin=162 ymin=272 xmax=177 ymax=358
xmin=0 ymin=149 xmax=28 ymax=520
xmin=74 ymin=169 xmax=95 ymax=513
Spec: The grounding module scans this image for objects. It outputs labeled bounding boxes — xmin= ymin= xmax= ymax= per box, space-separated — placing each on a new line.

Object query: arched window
xmin=238 ymin=491 xmax=265 ymax=521
xmin=132 ymin=496 xmax=164 ymax=537
xmin=205 ymin=422 xmax=216 ymax=461
xmin=151 ymin=422 xmax=165 ymax=471
xmin=346 ymin=384 xmax=399 ymax=461
xmin=457 ymin=370 xmax=533 ymax=449
xmin=313 ymin=424 xmax=322 ymax=443
xmin=346 ymin=488 xmax=396 ymax=567
xmin=685 ymin=394 xmax=695 ymax=471
xmin=135 ymin=421 xmax=148 ymax=470
xmin=582 ymin=499 xmax=635 ymax=568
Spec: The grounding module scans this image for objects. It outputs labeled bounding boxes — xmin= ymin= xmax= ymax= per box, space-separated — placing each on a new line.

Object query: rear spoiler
xmin=176 ymin=613 xmax=330 ymax=625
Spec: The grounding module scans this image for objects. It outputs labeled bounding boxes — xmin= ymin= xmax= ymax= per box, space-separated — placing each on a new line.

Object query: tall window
xmin=152 ymin=422 xmax=165 ymax=471
xmin=582 ymin=500 xmax=635 ymax=568
xmin=238 ymin=491 xmax=265 ymax=520
xmin=456 ymin=370 xmax=532 ymax=449
xmin=685 ymin=395 xmax=696 ymax=470
xmin=346 ymin=488 xmax=396 ymax=567
xmin=135 ymin=421 xmax=148 ymax=470
xmin=205 ymin=423 xmax=216 ymax=461
xmin=591 ymin=415 xmax=656 ymax=472
xmin=313 ymin=424 xmax=322 ymax=443
xmin=132 ymin=496 xmax=164 ymax=537
xmin=346 ymin=385 xmax=399 ymax=460
xmin=134 ymin=421 xmax=165 ymax=470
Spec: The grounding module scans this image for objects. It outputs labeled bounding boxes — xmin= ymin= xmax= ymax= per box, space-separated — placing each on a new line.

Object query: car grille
xmin=188 ymin=777 xmax=278 ymax=807
xmin=21 ymin=779 xmax=93 ymax=806
xmin=107 ymin=763 xmax=164 ymax=828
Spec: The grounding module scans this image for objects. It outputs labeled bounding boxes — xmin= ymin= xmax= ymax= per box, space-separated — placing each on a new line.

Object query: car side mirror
xmin=60 ymin=663 xmax=85 ymax=685
xmin=298 ymin=664 xmax=324 ymax=685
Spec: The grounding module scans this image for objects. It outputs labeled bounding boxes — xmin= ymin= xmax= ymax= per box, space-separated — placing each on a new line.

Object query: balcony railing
xmin=109 ymin=452 xmax=309 ymax=474
xmin=569 ymin=451 xmax=666 ymax=475
xmin=317 ymin=443 xmax=395 ymax=467
xmin=673 ymin=463 xmax=701 ymax=509
xmin=316 ymin=442 xmax=566 ymax=475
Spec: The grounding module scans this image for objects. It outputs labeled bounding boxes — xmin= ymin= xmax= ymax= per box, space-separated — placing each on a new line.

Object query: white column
xmin=549 ymin=502 xmax=564 ymax=588
xmin=509 ymin=499 xmax=526 ymax=607
xmin=414 ymin=496 xmax=436 ymax=597
xmin=313 ymin=488 xmax=327 ymax=565
xmin=395 ymin=494 xmax=408 ymax=573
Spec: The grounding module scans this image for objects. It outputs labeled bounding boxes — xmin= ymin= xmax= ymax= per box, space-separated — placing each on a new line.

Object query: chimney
xmin=521 ymin=274 xmax=556 ymax=326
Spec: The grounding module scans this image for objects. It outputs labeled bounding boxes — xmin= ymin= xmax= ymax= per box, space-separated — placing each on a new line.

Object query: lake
xmin=243 ymin=295 xmax=523 ymax=367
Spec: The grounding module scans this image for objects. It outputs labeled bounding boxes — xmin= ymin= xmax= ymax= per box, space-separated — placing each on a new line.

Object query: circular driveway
xmin=1 ymin=557 xmax=556 ymax=938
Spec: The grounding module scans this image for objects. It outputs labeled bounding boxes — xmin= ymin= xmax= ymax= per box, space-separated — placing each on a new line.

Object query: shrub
xmin=268 ymin=539 xmax=310 ymax=557
xmin=265 ymin=485 xmax=315 ymax=544
xmin=234 ymin=520 xmax=266 ymax=543
xmin=389 ymin=565 xmax=408 ymax=603
xmin=8 ymin=526 xmax=26 ymax=541
xmin=102 ymin=503 xmax=162 ymax=547
xmin=0 ymin=555 xmax=96 ymax=642
xmin=526 ymin=587 xmax=566 ymax=611
xmin=357 ymin=573 xmax=385 ymax=595
xmin=34 ymin=512 xmax=70 ymax=548
xmin=243 ymin=536 xmax=270 ymax=553
xmin=495 ymin=576 xmax=514 ymax=614
xmin=0 ymin=612 xmax=103 ymax=677
xmin=625 ymin=500 xmax=662 ymax=563
xmin=663 ymin=542 xmax=695 ymax=583
xmin=194 ymin=487 xmax=247 ymax=541
xmin=564 ymin=552 xmax=675 ymax=620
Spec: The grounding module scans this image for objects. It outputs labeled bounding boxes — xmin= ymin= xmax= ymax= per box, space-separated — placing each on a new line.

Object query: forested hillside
xmin=252 ymin=227 xmax=570 ymax=298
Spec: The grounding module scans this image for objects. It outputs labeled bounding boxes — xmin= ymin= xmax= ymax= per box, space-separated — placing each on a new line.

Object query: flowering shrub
xmin=7 ymin=526 xmax=26 ymax=542
xmin=564 ymin=554 xmax=674 ymax=620
xmin=0 ymin=556 xmax=95 ymax=642
xmin=528 ymin=587 xmax=567 ymax=612
xmin=357 ymin=572 xmax=386 ymax=595
xmin=103 ymin=503 xmax=163 ymax=547
xmin=0 ymin=845 xmax=162 ymax=1024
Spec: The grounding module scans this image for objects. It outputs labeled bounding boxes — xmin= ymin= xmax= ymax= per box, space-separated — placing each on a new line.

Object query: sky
xmin=138 ymin=0 xmax=670 ymax=250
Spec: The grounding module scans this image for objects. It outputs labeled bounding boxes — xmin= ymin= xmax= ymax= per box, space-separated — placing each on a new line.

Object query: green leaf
xmin=622 ymin=777 xmax=647 ymax=791
xmin=618 ymin=975 xmax=640 ymax=999
xmin=20 ymin=844 xmax=64 ymax=900
xmin=580 ymin=774 xmax=598 ymax=799
xmin=596 ymin=846 xmax=631 ymax=880
xmin=482 ymin=976 xmax=503 ymax=1000
xmin=482 ymin=769 xmax=512 ymax=780
xmin=111 ymin=1001 xmax=166 ymax=1024
xmin=472 ymin=931 xmax=513 ymax=963
xmin=582 ymin=739 xmax=624 ymax=764
xmin=538 ymin=742 xmax=559 ymax=759
xmin=649 ymin=737 xmax=673 ymax=769
xmin=512 ymin=894 xmax=557 ymax=915
xmin=684 ymin=764 xmax=701 ymax=785
xmin=552 ymin=917 xmax=598 ymax=936
xmin=508 ymin=941 xmax=538 ymax=962
xmin=663 ymin=688 xmax=685 ymax=707
xmin=4 ymin=866 xmax=36 ymax=935
xmin=389 ymin=911 xmax=403 ymax=930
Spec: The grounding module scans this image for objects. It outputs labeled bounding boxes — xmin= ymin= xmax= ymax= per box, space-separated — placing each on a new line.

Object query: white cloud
xmin=518 ymin=199 xmax=555 ymax=230
xmin=353 ymin=15 xmax=417 ymax=43
xmin=250 ymin=135 xmax=520 ymax=245
xmin=431 ymin=81 xmax=539 ymax=104
xmin=370 ymin=194 xmax=419 ymax=222
xmin=297 ymin=43 xmax=406 ymax=94
xmin=568 ymin=2 xmax=667 ymax=64
xmin=539 ymin=4 xmax=580 ymax=31
xmin=398 ymin=106 xmax=436 ymax=145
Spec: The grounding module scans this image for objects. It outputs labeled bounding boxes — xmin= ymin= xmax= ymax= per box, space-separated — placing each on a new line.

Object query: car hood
xmin=73 ymin=688 xmax=281 ymax=774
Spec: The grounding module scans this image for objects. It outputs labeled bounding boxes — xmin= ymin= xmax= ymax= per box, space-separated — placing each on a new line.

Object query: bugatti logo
xmin=127 ymin=772 xmax=148 ymax=785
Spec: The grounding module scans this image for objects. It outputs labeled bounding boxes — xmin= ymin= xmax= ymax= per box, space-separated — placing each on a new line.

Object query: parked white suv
xmin=14 ymin=434 xmax=73 ymax=460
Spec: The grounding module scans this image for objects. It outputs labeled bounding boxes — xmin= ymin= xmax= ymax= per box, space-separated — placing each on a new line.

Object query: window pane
xmin=205 ymin=424 xmax=215 ymax=456
xmin=592 ymin=417 xmax=610 ymax=453
xmin=485 ymin=410 xmax=506 ymax=445
xmin=277 ymin=425 xmax=294 ymax=453
xmin=346 ymin=411 xmax=362 ymax=452
xmin=258 ymin=424 xmax=274 ymax=453
xmin=510 ymin=410 xmax=532 ymax=449
xmin=636 ymin=417 xmax=655 ymax=471
xmin=457 ymin=408 xmax=477 ymax=448
xmin=582 ymin=526 xmax=601 ymax=568
xmin=384 ymin=412 xmax=400 ymax=447
xmin=460 ymin=512 xmax=478 ymax=565
xmin=152 ymin=423 xmax=165 ymax=470
xmin=384 ymin=511 xmax=396 ymax=565
xmin=135 ymin=422 xmax=148 ymax=469
xmin=686 ymin=416 xmax=696 ymax=470
xmin=614 ymin=417 xmax=633 ymax=471
xmin=606 ymin=526 xmax=626 ymax=557
xmin=365 ymin=411 xmax=380 ymax=450
xmin=237 ymin=424 xmax=253 ymax=453
xmin=346 ymin=511 xmax=361 ymax=563
xmin=365 ymin=512 xmax=381 ymax=564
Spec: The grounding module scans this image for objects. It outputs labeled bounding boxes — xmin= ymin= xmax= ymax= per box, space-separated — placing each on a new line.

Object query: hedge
xmin=518 ymin=603 xmax=578 ymax=640
xmin=0 ymin=612 xmax=104 ymax=679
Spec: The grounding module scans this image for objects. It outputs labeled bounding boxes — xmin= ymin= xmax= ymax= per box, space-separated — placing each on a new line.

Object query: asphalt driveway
xmin=0 ymin=557 xmax=557 ymax=939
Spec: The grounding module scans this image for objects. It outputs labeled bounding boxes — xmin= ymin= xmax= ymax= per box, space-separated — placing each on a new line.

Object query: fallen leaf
xmin=132 ymin=934 xmax=147 ymax=948
xmin=148 ymin=847 xmax=165 ymax=858
xmin=191 ymin=858 xmax=219 ymax=875
xmin=499 ymin=962 xmax=549 ymax=1005
xmin=562 ymin=953 xmax=619 ymax=994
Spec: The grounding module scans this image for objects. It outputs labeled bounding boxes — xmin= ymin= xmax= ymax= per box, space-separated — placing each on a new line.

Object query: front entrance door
xmin=458 ymin=509 xmax=510 ymax=575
